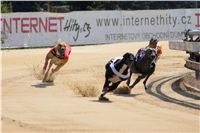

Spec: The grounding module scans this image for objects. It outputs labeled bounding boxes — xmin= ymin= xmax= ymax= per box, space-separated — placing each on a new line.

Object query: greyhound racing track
xmin=2 ymin=42 xmax=200 ymax=133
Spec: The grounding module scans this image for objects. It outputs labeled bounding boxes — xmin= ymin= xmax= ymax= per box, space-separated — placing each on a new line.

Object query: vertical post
xmin=195 ymin=71 xmax=200 ymax=80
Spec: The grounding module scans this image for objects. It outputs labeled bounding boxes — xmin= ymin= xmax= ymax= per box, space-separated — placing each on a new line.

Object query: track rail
xmin=169 ymin=41 xmax=200 ymax=52
xmin=169 ymin=40 xmax=200 ymax=91
xmin=185 ymin=58 xmax=200 ymax=71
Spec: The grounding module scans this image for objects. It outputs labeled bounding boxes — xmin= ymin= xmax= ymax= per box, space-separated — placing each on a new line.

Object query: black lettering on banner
xmin=63 ymin=18 xmax=91 ymax=41
xmin=73 ymin=22 xmax=80 ymax=41
xmin=187 ymin=16 xmax=191 ymax=24
xmin=83 ymin=22 xmax=91 ymax=38
xmin=141 ymin=31 xmax=184 ymax=40
xmin=105 ymin=33 xmax=140 ymax=41
xmin=181 ymin=16 xmax=187 ymax=24
xmin=96 ymin=13 xmax=196 ymax=28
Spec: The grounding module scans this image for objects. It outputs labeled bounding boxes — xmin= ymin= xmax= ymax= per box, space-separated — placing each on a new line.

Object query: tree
xmin=1 ymin=1 xmax=200 ymax=13
xmin=1 ymin=1 xmax=12 ymax=13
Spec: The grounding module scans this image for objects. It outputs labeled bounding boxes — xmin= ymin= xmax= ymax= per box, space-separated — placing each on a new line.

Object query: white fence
xmin=1 ymin=9 xmax=200 ymax=48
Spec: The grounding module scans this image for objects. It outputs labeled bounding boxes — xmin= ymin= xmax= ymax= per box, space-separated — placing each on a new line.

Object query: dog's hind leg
xmin=99 ymin=78 xmax=111 ymax=101
xmin=143 ymin=66 xmax=155 ymax=91
xmin=108 ymin=82 xmax=121 ymax=92
xmin=99 ymin=80 xmax=121 ymax=101
xmin=102 ymin=78 xmax=111 ymax=92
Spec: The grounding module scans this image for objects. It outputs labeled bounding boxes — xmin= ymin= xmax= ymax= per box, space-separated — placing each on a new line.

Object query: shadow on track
xmin=90 ymin=93 xmax=142 ymax=104
xmin=113 ymin=93 xmax=143 ymax=98
xmin=171 ymin=78 xmax=200 ymax=100
xmin=147 ymin=75 xmax=200 ymax=110
xmin=90 ymin=100 xmax=113 ymax=103
xmin=31 ymin=82 xmax=54 ymax=88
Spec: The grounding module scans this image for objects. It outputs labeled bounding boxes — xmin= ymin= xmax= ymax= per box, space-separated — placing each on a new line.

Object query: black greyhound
xmin=127 ymin=48 xmax=157 ymax=90
xmin=99 ymin=52 xmax=134 ymax=101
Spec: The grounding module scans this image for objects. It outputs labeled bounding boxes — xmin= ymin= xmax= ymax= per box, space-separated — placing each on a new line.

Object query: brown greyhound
xmin=42 ymin=42 xmax=71 ymax=82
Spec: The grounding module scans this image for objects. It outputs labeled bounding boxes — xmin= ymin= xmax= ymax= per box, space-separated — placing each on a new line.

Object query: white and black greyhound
xmin=99 ymin=52 xmax=134 ymax=101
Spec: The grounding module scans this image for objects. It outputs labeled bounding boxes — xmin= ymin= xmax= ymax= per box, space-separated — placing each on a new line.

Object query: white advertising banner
xmin=1 ymin=9 xmax=200 ymax=48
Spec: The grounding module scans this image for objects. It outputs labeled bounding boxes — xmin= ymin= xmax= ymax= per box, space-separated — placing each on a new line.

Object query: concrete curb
xmin=183 ymin=81 xmax=200 ymax=93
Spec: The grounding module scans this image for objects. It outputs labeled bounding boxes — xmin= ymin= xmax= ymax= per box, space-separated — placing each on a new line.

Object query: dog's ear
xmin=123 ymin=53 xmax=130 ymax=59
xmin=123 ymin=52 xmax=134 ymax=61
xmin=129 ymin=54 xmax=134 ymax=61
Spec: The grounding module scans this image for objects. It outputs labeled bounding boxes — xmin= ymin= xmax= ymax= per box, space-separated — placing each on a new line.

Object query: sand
xmin=2 ymin=41 xmax=200 ymax=133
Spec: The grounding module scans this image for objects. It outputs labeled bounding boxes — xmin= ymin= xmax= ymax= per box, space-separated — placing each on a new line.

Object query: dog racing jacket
xmin=108 ymin=57 xmax=131 ymax=83
xmin=50 ymin=44 xmax=71 ymax=60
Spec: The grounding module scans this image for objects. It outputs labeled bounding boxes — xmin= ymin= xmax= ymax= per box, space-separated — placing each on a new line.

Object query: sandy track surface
xmin=2 ymin=42 xmax=200 ymax=133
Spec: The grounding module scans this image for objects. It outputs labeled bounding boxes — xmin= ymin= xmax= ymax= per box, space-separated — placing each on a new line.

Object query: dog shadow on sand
xmin=31 ymin=65 xmax=56 ymax=88
xmin=90 ymin=93 xmax=142 ymax=103
xmin=113 ymin=93 xmax=143 ymax=97
xmin=113 ymin=86 xmax=143 ymax=97
xmin=90 ymin=99 xmax=113 ymax=103
xmin=91 ymin=86 xmax=143 ymax=103
xmin=31 ymin=82 xmax=54 ymax=88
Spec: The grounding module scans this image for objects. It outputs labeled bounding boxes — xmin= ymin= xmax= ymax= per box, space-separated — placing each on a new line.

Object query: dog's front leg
xmin=43 ymin=53 xmax=50 ymax=74
xmin=49 ymin=63 xmax=66 ymax=79
xmin=43 ymin=61 xmax=53 ymax=82
xmin=129 ymin=75 xmax=146 ymax=89
xmin=126 ymin=73 xmax=132 ymax=86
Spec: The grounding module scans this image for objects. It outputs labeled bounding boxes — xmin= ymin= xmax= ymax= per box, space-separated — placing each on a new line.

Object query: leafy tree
xmin=1 ymin=1 xmax=11 ymax=13
xmin=1 ymin=1 xmax=200 ymax=13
